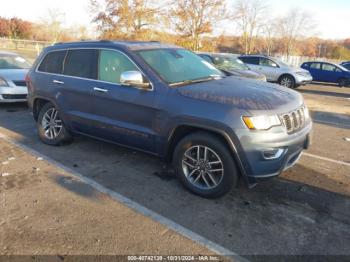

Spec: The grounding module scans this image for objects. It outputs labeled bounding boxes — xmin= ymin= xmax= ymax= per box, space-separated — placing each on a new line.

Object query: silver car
xmin=239 ymin=55 xmax=312 ymax=89
xmin=0 ymin=51 xmax=30 ymax=102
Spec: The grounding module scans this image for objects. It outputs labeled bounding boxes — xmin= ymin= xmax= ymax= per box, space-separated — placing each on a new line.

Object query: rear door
xmin=307 ymin=62 xmax=322 ymax=81
xmin=89 ymin=49 xmax=157 ymax=153
xmin=58 ymin=49 xmax=99 ymax=133
xmin=257 ymin=57 xmax=280 ymax=82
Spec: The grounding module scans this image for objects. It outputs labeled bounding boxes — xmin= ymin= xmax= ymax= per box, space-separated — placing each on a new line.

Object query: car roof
xmin=49 ymin=40 xmax=179 ymax=52
xmin=198 ymin=52 xmax=240 ymax=57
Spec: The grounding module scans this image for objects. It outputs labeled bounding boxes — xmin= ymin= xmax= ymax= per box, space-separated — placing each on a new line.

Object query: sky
xmin=0 ymin=0 xmax=349 ymax=40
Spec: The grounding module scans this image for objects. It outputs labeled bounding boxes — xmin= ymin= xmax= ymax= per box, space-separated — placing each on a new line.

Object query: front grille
xmin=2 ymin=94 xmax=27 ymax=100
xmin=12 ymin=81 xmax=27 ymax=87
xmin=280 ymin=106 xmax=305 ymax=134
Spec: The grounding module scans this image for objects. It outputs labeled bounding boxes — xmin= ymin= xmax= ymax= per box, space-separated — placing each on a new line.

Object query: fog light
xmin=262 ymin=148 xmax=285 ymax=160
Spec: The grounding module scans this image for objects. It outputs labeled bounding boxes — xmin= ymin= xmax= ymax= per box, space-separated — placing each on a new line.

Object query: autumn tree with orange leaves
xmin=90 ymin=0 xmax=161 ymax=40
xmin=170 ymin=0 xmax=226 ymax=51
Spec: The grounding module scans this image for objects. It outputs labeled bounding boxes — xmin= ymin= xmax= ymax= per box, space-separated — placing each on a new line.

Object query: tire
xmin=173 ymin=132 xmax=238 ymax=198
xmin=37 ymin=102 xmax=72 ymax=146
xmin=338 ymin=78 xmax=347 ymax=87
xmin=279 ymin=75 xmax=295 ymax=89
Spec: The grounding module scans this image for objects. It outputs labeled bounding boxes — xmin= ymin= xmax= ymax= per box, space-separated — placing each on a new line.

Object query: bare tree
xmin=90 ymin=0 xmax=161 ymax=40
xmin=260 ymin=20 xmax=278 ymax=55
xmin=39 ymin=8 xmax=66 ymax=43
xmin=171 ymin=0 xmax=227 ymax=51
xmin=232 ymin=0 xmax=268 ymax=54
xmin=276 ymin=9 xmax=314 ymax=57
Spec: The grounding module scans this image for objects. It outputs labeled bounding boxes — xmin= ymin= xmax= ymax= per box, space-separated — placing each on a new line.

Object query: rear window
xmin=38 ymin=51 xmax=66 ymax=74
xmin=63 ymin=49 xmax=98 ymax=79
xmin=239 ymin=56 xmax=259 ymax=65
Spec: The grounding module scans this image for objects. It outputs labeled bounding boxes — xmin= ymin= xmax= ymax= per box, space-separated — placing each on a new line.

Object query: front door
xmin=89 ymin=49 xmax=158 ymax=153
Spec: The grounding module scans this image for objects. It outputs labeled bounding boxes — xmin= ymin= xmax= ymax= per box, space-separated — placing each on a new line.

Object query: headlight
xmin=0 ymin=77 xmax=8 ymax=87
xmin=243 ymin=115 xmax=281 ymax=130
xmin=296 ymin=72 xmax=309 ymax=77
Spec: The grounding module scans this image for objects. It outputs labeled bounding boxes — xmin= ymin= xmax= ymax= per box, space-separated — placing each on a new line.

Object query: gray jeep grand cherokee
xmin=27 ymin=41 xmax=312 ymax=198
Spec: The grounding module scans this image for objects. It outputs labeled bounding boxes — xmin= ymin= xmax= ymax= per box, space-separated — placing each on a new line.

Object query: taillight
xmin=25 ymin=74 xmax=32 ymax=92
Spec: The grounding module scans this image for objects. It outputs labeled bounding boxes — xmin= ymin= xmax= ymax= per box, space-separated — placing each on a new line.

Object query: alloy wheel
xmin=280 ymin=77 xmax=292 ymax=88
xmin=182 ymin=145 xmax=224 ymax=189
xmin=41 ymin=107 xmax=63 ymax=139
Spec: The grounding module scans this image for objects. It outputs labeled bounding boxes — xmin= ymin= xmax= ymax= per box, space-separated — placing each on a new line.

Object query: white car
xmin=239 ymin=55 xmax=312 ymax=89
xmin=0 ymin=51 xmax=30 ymax=102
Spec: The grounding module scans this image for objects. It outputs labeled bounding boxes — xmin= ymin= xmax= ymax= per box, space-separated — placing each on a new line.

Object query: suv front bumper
xmin=233 ymin=121 xmax=312 ymax=184
xmin=0 ymin=86 xmax=28 ymax=103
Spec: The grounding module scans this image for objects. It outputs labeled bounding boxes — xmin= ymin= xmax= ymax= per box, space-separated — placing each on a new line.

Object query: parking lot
xmin=1 ymin=83 xmax=350 ymax=259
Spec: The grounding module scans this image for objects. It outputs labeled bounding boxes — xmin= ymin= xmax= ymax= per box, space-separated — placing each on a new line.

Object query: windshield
xmin=211 ymin=54 xmax=249 ymax=71
xmin=338 ymin=64 xmax=349 ymax=71
xmin=137 ymin=49 xmax=223 ymax=85
xmin=0 ymin=54 xmax=31 ymax=69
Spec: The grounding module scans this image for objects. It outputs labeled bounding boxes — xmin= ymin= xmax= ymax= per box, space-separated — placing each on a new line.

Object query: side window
xmin=99 ymin=50 xmax=139 ymax=84
xmin=239 ymin=56 xmax=259 ymax=65
xmin=335 ymin=67 xmax=342 ymax=73
xmin=302 ymin=63 xmax=310 ymax=68
xmin=310 ymin=63 xmax=321 ymax=69
xmin=260 ymin=58 xmax=278 ymax=67
xmin=38 ymin=50 xmax=66 ymax=74
xmin=63 ymin=49 xmax=98 ymax=79
xmin=322 ymin=63 xmax=336 ymax=72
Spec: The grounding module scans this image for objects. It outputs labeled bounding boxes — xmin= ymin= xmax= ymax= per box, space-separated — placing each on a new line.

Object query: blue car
xmin=27 ymin=41 xmax=312 ymax=198
xmin=301 ymin=61 xmax=350 ymax=87
xmin=340 ymin=61 xmax=350 ymax=71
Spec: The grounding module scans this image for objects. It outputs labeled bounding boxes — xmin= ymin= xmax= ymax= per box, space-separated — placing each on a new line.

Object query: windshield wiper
xmin=169 ymin=75 xmax=223 ymax=87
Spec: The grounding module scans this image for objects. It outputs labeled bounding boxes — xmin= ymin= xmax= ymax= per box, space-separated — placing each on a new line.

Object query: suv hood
xmin=177 ymin=76 xmax=303 ymax=112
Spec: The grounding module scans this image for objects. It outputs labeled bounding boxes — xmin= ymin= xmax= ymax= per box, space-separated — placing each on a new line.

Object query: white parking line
xmin=303 ymin=152 xmax=350 ymax=167
xmin=0 ymin=132 xmax=247 ymax=262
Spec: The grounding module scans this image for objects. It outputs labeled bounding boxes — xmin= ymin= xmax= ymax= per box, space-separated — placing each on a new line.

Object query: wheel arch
xmin=278 ymin=73 xmax=295 ymax=83
xmin=164 ymin=124 xmax=247 ymax=178
xmin=33 ymin=97 xmax=53 ymax=121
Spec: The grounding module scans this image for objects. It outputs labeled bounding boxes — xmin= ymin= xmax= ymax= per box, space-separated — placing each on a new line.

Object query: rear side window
xmin=310 ymin=63 xmax=321 ymax=69
xmin=259 ymin=58 xmax=278 ymax=67
xmin=302 ymin=63 xmax=310 ymax=68
xmin=239 ymin=56 xmax=259 ymax=65
xmin=38 ymin=51 xmax=66 ymax=74
xmin=63 ymin=49 xmax=98 ymax=79
xmin=99 ymin=50 xmax=139 ymax=84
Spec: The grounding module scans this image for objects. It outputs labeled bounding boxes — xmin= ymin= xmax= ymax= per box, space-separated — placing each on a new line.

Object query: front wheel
xmin=279 ymin=75 xmax=296 ymax=89
xmin=37 ymin=102 xmax=72 ymax=145
xmin=338 ymin=78 xmax=347 ymax=87
xmin=173 ymin=132 xmax=238 ymax=198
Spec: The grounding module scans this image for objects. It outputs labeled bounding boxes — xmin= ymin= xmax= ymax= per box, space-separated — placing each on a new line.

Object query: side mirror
xmin=120 ymin=71 xmax=151 ymax=89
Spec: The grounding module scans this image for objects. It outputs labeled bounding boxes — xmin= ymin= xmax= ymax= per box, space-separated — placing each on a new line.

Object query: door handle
xmin=53 ymin=80 xmax=64 ymax=85
xmin=93 ymin=87 xmax=108 ymax=93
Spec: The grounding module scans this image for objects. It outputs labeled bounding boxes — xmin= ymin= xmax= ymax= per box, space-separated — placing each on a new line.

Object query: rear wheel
xmin=173 ymin=132 xmax=238 ymax=198
xmin=37 ymin=102 xmax=72 ymax=145
xmin=279 ymin=75 xmax=296 ymax=89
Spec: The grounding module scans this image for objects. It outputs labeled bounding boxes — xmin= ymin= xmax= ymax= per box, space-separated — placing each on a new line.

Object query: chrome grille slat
xmin=280 ymin=106 xmax=306 ymax=134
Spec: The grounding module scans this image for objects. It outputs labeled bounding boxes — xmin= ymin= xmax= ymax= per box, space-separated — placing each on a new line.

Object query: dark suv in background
xmin=27 ymin=41 xmax=312 ymax=198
